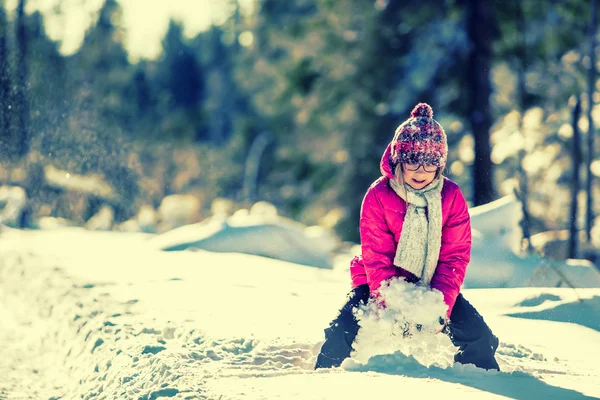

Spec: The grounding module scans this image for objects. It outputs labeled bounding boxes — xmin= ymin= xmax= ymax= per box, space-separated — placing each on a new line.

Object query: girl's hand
xmin=370 ymin=290 xmax=386 ymax=309
xmin=435 ymin=316 xmax=448 ymax=334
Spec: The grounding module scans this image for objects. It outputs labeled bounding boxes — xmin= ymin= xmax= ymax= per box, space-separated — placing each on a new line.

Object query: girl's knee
xmin=490 ymin=333 xmax=499 ymax=351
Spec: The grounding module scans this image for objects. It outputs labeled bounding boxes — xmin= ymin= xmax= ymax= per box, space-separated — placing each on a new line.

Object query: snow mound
xmin=466 ymin=195 xmax=600 ymax=288
xmin=508 ymin=294 xmax=600 ymax=332
xmin=470 ymin=194 xmax=522 ymax=253
xmin=515 ymin=293 xmax=562 ymax=307
xmin=147 ymin=209 xmax=337 ymax=269
xmin=0 ymin=185 xmax=27 ymax=227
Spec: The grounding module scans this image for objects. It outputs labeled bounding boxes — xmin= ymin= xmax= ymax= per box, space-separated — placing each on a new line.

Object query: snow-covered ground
xmin=0 ymin=225 xmax=599 ymax=400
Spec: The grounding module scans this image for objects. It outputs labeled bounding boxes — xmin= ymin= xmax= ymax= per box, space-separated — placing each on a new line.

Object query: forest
xmin=0 ymin=0 xmax=597 ymax=260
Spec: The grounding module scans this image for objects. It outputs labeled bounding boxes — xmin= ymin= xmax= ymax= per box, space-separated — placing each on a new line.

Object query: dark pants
xmin=315 ymin=284 xmax=500 ymax=371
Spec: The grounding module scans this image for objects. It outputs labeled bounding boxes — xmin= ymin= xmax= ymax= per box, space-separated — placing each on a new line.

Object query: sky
xmin=4 ymin=0 xmax=254 ymax=62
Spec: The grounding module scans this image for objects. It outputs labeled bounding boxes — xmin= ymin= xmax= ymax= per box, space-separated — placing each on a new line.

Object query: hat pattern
xmin=390 ymin=103 xmax=448 ymax=169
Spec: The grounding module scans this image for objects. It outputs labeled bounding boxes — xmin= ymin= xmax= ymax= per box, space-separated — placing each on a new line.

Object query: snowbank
xmin=467 ymin=195 xmax=600 ymax=289
xmin=0 ymin=226 xmax=599 ymax=399
xmin=148 ymin=203 xmax=337 ymax=269
xmin=0 ymin=230 xmax=338 ymax=399
xmin=0 ymin=185 xmax=27 ymax=227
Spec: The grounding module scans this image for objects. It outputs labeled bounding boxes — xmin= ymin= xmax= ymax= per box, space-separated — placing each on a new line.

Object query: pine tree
xmin=14 ymin=0 xmax=29 ymax=158
xmin=26 ymin=11 xmax=68 ymax=156
xmin=54 ymin=0 xmax=140 ymax=220
xmin=0 ymin=2 xmax=11 ymax=155
xmin=161 ymin=21 xmax=203 ymax=110
xmin=71 ymin=0 xmax=134 ymax=130
xmin=465 ymin=0 xmax=496 ymax=206
xmin=199 ymin=25 xmax=238 ymax=144
xmin=153 ymin=20 xmax=207 ymax=142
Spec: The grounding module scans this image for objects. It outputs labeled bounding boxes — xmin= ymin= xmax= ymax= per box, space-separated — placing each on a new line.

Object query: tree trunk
xmin=569 ymin=97 xmax=582 ymax=259
xmin=466 ymin=0 xmax=496 ymax=205
xmin=586 ymin=0 xmax=598 ymax=242
xmin=0 ymin=3 xmax=11 ymax=154
xmin=15 ymin=0 xmax=29 ymax=158
xmin=515 ymin=3 xmax=533 ymax=252
xmin=242 ymin=132 xmax=272 ymax=203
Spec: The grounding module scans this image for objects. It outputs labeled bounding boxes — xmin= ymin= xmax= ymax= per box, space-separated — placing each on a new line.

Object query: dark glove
xmin=437 ymin=316 xmax=449 ymax=334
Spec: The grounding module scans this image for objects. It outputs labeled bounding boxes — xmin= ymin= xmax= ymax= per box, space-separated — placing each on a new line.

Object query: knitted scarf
xmin=389 ymin=177 xmax=444 ymax=286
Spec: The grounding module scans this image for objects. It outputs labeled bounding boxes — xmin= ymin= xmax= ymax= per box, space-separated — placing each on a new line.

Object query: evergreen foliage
xmin=0 ymin=0 xmax=597 ymax=244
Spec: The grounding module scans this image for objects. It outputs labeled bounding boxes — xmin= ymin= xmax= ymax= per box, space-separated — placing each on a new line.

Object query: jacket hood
xmin=380 ymin=143 xmax=395 ymax=180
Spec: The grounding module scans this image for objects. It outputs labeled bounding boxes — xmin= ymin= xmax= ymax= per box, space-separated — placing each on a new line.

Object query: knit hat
xmin=390 ymin=103 xmax=448 ymax=170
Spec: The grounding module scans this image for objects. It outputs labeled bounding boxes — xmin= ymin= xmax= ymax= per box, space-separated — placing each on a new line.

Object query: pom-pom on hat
xmin=390 ymin=103 xmax=448 ymax=169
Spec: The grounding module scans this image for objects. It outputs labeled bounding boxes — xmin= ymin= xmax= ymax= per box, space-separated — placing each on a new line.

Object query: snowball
xmin=351 ymin=278 xmax=452 ymax=368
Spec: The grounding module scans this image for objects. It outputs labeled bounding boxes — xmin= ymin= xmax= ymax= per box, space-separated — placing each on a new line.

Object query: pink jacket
xmin=350 ymin=143 xmax=472 ymax=317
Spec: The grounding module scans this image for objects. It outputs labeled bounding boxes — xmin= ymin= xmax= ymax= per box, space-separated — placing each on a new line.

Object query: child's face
xmin=402 ymin=163 xmax=438 ymax=189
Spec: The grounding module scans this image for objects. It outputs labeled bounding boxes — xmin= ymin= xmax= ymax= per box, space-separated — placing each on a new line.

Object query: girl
xmin=315 ymin=103 xmax=500 ymax=371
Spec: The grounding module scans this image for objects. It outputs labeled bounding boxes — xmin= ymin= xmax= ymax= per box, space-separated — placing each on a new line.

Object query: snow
xmin=43 ymin=165 xmax=116 ymax=201
xmin=466 ymin=195 xmax=600 ymax=289
xmin=146 ymin=194 xmax=600 ymax=286
xmin=351 ymin=279 xmax=451 ymax=366
xmin=0 ymin=185 xmax=27 ymax=227
xmin=147 ymin=203 xmax=337 ymax=269
xmin=0 ymin=197 xmax=599 ymax=399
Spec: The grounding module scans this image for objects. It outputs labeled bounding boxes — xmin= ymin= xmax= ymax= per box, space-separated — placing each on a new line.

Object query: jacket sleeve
xmin=360 ymin=186 xmax=399 ymax=293
xmin=430 ymin=186 xmax=471 ymax=318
